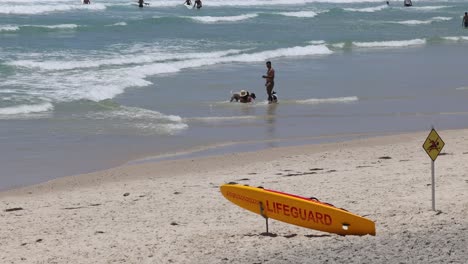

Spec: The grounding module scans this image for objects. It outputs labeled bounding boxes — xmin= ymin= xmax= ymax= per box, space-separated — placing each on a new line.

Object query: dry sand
xmin=1 ymin=129 xmax=467 ymax=264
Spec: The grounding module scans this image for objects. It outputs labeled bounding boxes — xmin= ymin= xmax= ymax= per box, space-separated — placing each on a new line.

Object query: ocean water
xmin=1 ymin=0 xmax=468 ymax=190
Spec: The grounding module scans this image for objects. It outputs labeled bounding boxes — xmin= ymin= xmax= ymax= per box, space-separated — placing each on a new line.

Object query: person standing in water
xmin=463 ymin=12 xmax=468 ymax=28
xmin=194 ymin=0 xmax=202 ymax=9
xmin=403 ymin=0 xmax=412 ymax=7
xmin=262 ymin=61 xmax=275 ymax=103
xmin=83 ymin=0 xmax=91 ymax=4
xmin=138 ymin=0 xmax=144 ymax=7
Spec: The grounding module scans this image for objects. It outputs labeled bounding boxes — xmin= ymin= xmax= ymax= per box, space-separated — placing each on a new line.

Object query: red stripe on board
xmin=263 ymin=188 xmax=346 ymax=210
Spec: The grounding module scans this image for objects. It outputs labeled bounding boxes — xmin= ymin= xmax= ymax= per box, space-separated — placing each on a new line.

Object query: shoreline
xmin=0 ymin=128 xmax=399 ymax=193
xmin=1 ymin=128 xmax=467 ymax=263
xmin=126 ymin=131 xmax=396 ymax=165
xmin=1 ymin=129 xmax=420 ymax=197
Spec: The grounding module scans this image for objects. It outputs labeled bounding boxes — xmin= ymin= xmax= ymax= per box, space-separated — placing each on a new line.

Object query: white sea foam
xmin=91 ymin=106 xmax=182 ymax=122
xmin=2 ymin=70 xmax=150 ymax=102
xmin=276 ymin=11 xmax=319 ymax=18
xmin=344 ymin=5 xmax=387 ymax=13
xmin=0 ymin=102 xmax=53 ymax=115
xmin=432 ymin=17 xmax=452 ymax=21
xmin=330 ymin=42 xmax=346 ymax=49
xmin=309 ymin=40 xmax=326 ymax=45
xmin=295 ymin=96 xmax=359 ymax=104
xmin=409 ymin=6 xmax=451 ymax=11
xmin=8 ymin=43 xmax=331 ymax=73
xmin=139 ymin=122 xmax=188 ymax=135
xmin=1 ymin=24 xmax=80 ymax=32
xmin=0 ymin=3 xmax=106 ymax=15
xmin=111 ymin=22 xmax=127 ymax=26
xmin=226 ymin=44 xmax=333 ymax=62
xmin=393 ymin=20 xmax=432 ymax=25
xmin=189 ymin=14 xmax=258 ymax=23
xmin=442 ymin=36 xmax=468 ymax=42
xmin=8 ymin=49 xmax=247 ymax=71
xmin=0 ymin=25 xmax=19 ymax=32
xmin=26 ymin=24 xmax=79 ymax=29
xmin=352 ymin=39 xmax=426 ymax=48
xmin=86 ymin=106 xmax=188 ymax=135
xmin=389 ymin=17 xmax=452 ymax=25
xmin=121 ymin=44 xmax=331 ymax=89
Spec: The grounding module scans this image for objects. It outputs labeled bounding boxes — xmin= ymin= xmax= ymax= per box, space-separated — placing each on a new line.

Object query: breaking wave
xmin=352 ymin=39 xmax=426 ymax=48
xmin=388 ymin=17 xmax=452 ymax=25
xmin=442 ymin=36 xmax=468 ymax=42
xmin=275 ymin=11 xmax=319 ymax=18
xmin=0 ymin=102 xmax=53 ymax=115
xmin=0 ymin=25 xmax=19 ymax=32
xmin=0 ymin=3 xmax=106 ymax=15
xmin=188 ymin=14 xmax=258 ymax=23
xmin=343 ymin=4 xmax=387 ymax=13
xmin=3 ymin=43 xmax=333 ymax=105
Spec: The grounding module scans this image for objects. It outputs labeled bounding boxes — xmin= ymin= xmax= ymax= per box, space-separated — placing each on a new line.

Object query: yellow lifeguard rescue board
xmin=220 ymin=184 xmax=375 ymax=236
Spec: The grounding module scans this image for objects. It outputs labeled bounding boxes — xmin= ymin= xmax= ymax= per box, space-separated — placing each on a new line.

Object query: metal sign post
xmin=259 ymin=202 xmax=269 ymax=234
xmin=422 ymin=127 xmax=445 ymax=211
xmin=431 ymin=160 xmax=435 ymax=211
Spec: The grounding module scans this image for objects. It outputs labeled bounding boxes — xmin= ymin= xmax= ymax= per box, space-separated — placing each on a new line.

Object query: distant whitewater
xmin=352 ymin=39 xmax=426 ymax=48
xmin=0 ymin=3 xmax=106 ymax=15
xmin=189 ymin=14 xmax=258 ymax=23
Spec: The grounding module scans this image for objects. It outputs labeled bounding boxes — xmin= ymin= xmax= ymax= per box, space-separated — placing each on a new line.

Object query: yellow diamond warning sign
xmin=423 ymin=129 xmax=445 ymax=161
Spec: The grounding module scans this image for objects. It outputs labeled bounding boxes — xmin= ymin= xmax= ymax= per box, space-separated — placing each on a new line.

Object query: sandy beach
xmin=1 ymin=129 xmax=467 ymax=264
